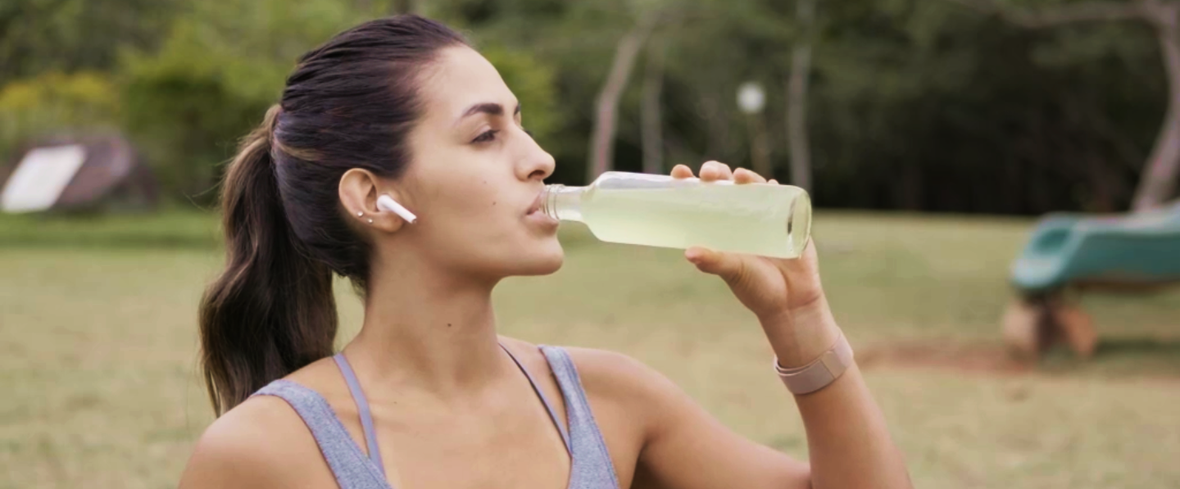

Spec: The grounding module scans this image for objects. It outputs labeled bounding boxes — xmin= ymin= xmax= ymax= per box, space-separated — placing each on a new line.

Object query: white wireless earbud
xmin=376 ymin=194 xmax=417 ymax=224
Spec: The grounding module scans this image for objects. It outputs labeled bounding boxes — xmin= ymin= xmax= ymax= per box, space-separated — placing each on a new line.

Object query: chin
xmin=519 ymin=240 xmax=565 ymax=276
xmin=502 ymin=235 xmax=563 ymax=276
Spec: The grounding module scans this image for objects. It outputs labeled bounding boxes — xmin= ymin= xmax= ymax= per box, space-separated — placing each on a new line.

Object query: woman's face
xmin=392 ymin=46 xmax=562 ymax=279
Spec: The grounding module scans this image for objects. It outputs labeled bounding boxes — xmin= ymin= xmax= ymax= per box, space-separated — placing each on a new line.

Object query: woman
xmin=180 ymin=15 xmax=911 ymax=489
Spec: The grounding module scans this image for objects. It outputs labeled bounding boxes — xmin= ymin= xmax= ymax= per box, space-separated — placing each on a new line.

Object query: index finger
xmin=733 ymin=168 xmax=767 ymax=184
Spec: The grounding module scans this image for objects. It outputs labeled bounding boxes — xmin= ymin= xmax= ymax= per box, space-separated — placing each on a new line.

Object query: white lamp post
xmin=738 ymin=82 xmax=766 ymax=115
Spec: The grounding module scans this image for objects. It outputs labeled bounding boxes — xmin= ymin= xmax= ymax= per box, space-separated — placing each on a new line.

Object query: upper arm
xmin=569 ymin=348 xmax=810 ymax=489
xmin=178 ymin=397 xmax=326 ymax=489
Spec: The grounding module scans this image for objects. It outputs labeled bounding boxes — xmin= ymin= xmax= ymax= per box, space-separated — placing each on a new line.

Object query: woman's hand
xmin=673 ymin=162 xmax=840 ymax=367
xmin=666 ymin=164 xmax=911 ymax=489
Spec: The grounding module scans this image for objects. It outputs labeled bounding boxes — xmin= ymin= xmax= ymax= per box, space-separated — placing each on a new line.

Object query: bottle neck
xmin=542 ymin=184 xmax=585 ymax=222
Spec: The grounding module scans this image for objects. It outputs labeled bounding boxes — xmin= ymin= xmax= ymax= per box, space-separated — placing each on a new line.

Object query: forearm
xmin=796 ymin=363 xmax=910 ymax=488
xmin=761 ymin=299 xmax=912 ymax=489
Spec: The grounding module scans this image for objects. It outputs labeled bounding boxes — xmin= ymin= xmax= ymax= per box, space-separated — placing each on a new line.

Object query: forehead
xmin=418 ymin=46 xmax=515 ymax=122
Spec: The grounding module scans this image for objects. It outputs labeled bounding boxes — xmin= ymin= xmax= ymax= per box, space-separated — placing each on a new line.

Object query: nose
xmin=516 ymin=129 xmax=555 ymax=182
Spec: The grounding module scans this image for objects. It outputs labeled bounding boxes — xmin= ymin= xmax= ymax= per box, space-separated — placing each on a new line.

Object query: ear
xmin=339 ymin=169 xmax=412 ymax=233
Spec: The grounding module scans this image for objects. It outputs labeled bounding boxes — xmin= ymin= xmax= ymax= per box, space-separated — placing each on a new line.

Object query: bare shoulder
xmin=564 ymin=347 xmax=810 ymax=488
xmin=562 ymin=346 xmax=681 ymax=401
xmin=178 ymin=394 xmax=331 ymax=489
xmin=561 ymin=346 xmax=692 ymax=439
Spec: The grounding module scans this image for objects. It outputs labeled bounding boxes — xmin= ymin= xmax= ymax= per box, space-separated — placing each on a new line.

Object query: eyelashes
xmin=473 ymin=129 xmax=500 ymax=143
xmin=472 ymin=127 xmax=534 ymax=144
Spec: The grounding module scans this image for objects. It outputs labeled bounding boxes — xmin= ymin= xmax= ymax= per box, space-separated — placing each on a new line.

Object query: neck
xmin=343 ymin=249 xmax=505 ymax=397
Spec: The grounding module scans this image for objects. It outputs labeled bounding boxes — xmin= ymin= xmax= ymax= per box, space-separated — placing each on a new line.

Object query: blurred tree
xmin=1 ymin=0 xmax=1168 ymax=214
xmin=641 ymin=37 xmax=666 ymax=174
xmin=807 ymin=0 xmax=1162 ymax=213
xmin=787 ymin=0 xmax=817 ymax=190
xmin=947 ymin=0 xmax=1179 ymax=210
xmin=0 ymin=71 xmax=120 ymax=159
xmin=115 ymin=0 xmax=563 ymax=203
xmin=120 ymin=0 xmax=367 ymax=203
xmin=391 ymin=0 xmax=421 ymax=14
xmin=0 ymin=0 xmax=183 ymax=86
xmin=480 ymin=45 xmax=563 ymax=148
xmin=588 ymin=10 xmax=660 ymax=181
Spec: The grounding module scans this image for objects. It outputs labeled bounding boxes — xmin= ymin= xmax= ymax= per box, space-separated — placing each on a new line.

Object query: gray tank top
xmin=252 ymin=345 xmax=619 ymax=489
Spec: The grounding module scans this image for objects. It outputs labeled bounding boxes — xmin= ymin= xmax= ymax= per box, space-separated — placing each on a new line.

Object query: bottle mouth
xmin=541 ymin=184 xmax=564 ymax=220
xmin=786 ymin=192 xmax=812 ymax=255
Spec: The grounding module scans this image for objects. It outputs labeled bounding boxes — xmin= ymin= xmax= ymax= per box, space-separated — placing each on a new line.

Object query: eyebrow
xmin=459 ymin=102 xmax=522 ymax=120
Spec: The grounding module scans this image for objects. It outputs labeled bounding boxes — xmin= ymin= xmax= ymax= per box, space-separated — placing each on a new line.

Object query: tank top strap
xmin=499 ymin=342 xmax=572 ymax=452
xmin=538 ymin=345 xmax=621 ymax=489
xmin=252 ymin=380 xmax=392 ymax=489
xmin=334 ymin=353 xmax=387 ymax=476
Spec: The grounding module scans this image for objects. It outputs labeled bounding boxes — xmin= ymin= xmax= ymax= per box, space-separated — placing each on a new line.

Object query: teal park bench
xmin=1003 ymin=201 xmax=1180 ymax=358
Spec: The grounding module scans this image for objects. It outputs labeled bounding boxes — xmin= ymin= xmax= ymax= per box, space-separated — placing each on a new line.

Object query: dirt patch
xmin=857 ymin=340 xmax=1034 ymax=374
xmin=857 ymin=338 xmax=1180 ymax=380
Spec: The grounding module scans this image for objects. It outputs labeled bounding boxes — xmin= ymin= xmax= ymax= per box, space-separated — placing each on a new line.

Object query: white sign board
xmin=1 ymin=145 xmax=87 ymax=213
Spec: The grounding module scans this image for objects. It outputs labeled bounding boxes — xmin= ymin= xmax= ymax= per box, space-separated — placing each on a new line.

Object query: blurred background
xmin=2 ymin=0 xmax=1179 ymax=487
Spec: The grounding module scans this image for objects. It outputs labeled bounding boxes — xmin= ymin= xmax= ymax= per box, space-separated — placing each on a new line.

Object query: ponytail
xmin=198 ymin=105 xmax=338 ymax=415
xmin=197 ymin=15 xmax=469 ymax=415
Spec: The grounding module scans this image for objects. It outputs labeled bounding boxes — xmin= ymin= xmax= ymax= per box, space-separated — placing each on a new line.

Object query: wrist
xmin=758 ymin=296 xmax=843 ymax=368
xmin=774 ymin=332 xmax=854 ymax=395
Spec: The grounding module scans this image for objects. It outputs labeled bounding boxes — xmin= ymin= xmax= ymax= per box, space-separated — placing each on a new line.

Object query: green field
xmin=2 ymin=211 xmax=1178 ymax=488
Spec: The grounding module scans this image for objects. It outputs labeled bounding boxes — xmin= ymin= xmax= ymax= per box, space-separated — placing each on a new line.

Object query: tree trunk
xmin=786 ymin=0 xmax=816 ymax=190
xmin=588 ymin=17 xmax=657 ymax=182
xmin=747 ymin=114 xmax=773 ymax=177
xmin=641 ymin=38 xmax=665 ymax=175
xmin=1132 ymin=3 xmax=1180 ymax=210
xmin=390 ymin=0 xmax=418 ymax=14
xmin=946 ymin=0 xmax=1180 ymax=210
xmin=698 ymin=92 xmax=728 ymax=159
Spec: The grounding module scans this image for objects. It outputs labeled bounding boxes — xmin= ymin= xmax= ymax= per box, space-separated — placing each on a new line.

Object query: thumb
xmin=686 ymin=246 xmax=748 ymax=287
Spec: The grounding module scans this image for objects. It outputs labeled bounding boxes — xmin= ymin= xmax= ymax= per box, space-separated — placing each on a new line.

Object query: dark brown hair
xmin=198 ymin=16 xmax=467 ymax=415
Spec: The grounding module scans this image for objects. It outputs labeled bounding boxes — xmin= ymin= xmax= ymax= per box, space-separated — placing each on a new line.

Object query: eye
xmin=473 ymin=129 xmax=499 ymax=143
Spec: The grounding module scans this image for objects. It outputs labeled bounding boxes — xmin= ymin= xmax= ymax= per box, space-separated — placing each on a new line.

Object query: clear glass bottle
xmin=542 ymin=171 xmax=811 ymax=258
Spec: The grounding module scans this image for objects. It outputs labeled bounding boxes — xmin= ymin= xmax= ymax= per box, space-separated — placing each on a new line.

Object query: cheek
xmin=451 ymin=179 xmax=509 ymax=225
xmin=422 ymin=173 xmax=517 ymax=245
xmin=413 ymin=157 xmax=499 ymax=216
xmin=407 ymin=155 xmax=547 ymax=269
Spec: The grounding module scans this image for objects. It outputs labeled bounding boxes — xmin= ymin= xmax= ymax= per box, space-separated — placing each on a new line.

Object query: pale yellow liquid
xmin=551 ymin=174 xmax=811 ymax=258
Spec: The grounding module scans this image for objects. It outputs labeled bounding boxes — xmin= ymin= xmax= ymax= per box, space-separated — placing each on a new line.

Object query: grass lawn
xmin=1 ymin=211 xmax=1178 ymax=488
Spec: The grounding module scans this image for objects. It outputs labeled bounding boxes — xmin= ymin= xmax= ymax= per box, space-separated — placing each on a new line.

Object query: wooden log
xmin=1002 ymin=296 xmax=1045 ymax=359
xmin=1047 ymin=296 xmax=1098 ymax=358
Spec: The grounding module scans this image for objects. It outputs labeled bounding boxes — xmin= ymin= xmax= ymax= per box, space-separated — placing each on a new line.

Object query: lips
xmin=526 ymin=190 xmax=544 ymax=216
xmin=524 ymin=189 xmax=558 ymax=230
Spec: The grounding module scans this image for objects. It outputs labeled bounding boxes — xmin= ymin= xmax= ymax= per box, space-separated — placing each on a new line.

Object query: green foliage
xmin=808 ymin=0 xmax=1163 ymax=212
xmin=0 ymin=0 xmax=182 ymax=86
xmin=0 ymin=0 xmax=1170 ymax=213
xmin=119 ymin=0 xmax=369 ymax=202
xmin=480 ymin=45 xmax=564 ymax=153
xmin=0 ymin=71 xmax=121 ymax=160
